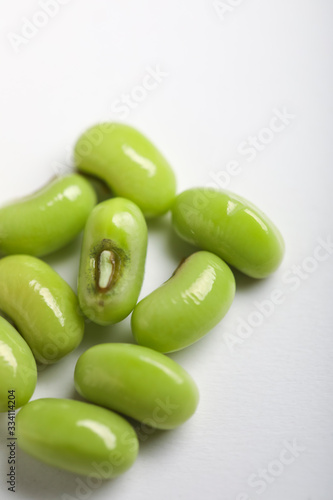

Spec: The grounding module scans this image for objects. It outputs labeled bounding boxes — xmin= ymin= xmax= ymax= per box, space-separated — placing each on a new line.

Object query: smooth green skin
xmin=0 ymin=316 xmax=37 ymax=412
xmin=171 ymin=188 xmax=285 ymax=279
xmin=131 ymin=251 xmax=235 ymax=353
xmin=0 ymin=174 xmax=97 ymax=257
xmin=74 ymin=123 xmax=176 ymax=217
xmin=78 ymin=198 xmax=148 ymax=325
xmin=0 ymin=255 xmax=84 ymax=364
xmin=17 ymin=398 xmax=139 ymax=478
xmin=75 ymin=343 xmax=199 ymax=430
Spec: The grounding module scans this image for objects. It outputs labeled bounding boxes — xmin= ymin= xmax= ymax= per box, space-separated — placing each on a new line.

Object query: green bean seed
xmin=74 ymin=123 xmax=176 ymax=217
xmin=172 ymin=188 xmax=285 ymax=278
xmin=0 ymin=255 xmax=84 ymax=364
xmin=74 ymin=343 xmax=199 ymax=430
xmin=17 ymin=398 xmax=139 ymax=477
xmin=0 ymin=174 xmax=97 ymax=257
xmin=0 ymin=316 xmax=37 ymax=412
xmin=132 ymin=251 xmax=235 ymax=352
xmin=78 ymin=198 xmax=147 ymax=325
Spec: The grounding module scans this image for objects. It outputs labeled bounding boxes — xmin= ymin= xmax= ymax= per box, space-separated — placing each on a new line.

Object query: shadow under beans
xmin=79 ymin=317 xmax=134 ymax=352
xmin=42 ymin=232 xmax=83 ymax=270
xmin=134 ymin=423 xmax=174 ymax=455
xmin=167 ymin=228 xmax=199 ymax=263
xmin=146 ymin=213 xmax=171 ymax=235
xmin=166 ymin=336 xmax=213 ymax=365
xmin=120 ymin=414 xmax=174 ymax=455
xmin=35 ymin=358 xmax=68 ymax=378
xmin=0 ymin=310 xmax=15 ymax=326
xmin=147 ymin=214 xmax=198 ymax=264
xmin=16 ymin=447 xmax=114 ymax=500
xmin=78 ymin=171 xmax=113 ymax=204
xmin=67 ymin=387 xmax=88 ymax=403
xmin=231 ymin=267 xmax=269 ymax=293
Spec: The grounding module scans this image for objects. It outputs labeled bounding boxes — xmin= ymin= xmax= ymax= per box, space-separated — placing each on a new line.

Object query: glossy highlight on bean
xmin=0 ymin=255 xmax=84 ymax=364
xmin=132 ymin=251 xmax=235 ymax=353
xmin=171 ymin=188 xmax=285 ymax=278
xmin=0 ymin=316 xmax=37 ymax=412
xmin=16 ymin=398 xmax=139 ymax=478
xmin=74 ymin=343 xmax=199 ymax=430
xmin=74 ymin=123 xmax=176 ymax=217
xmin=0 ymin=174 xmax=97 ymax=257
xmin=78 ymin=198 xmax=148 ymax=325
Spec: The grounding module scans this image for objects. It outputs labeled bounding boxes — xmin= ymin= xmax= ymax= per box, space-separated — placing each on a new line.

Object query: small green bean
xmin=132 ymin=251 xmax=235 ymax=352
xmin=0 ymin=255 xmax=84 ymax=364
xmin=172 ymin=188 xmax=285 ymax=278
xmin=74 ymin=123 xmax=176 ymax=217
xmin=74 ymin=343 xmax=199 ymax=430
xmin=0 ymin=174 xmax=97 ymax=257
xmin=78 ymin=198 xmax=147 ymax=325
xmin=17 ymin=398 xmax=139 ymax=477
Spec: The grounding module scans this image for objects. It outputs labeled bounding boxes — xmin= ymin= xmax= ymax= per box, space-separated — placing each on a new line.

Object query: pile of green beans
xmin=0 ymin=123 xmax=285 ymax=479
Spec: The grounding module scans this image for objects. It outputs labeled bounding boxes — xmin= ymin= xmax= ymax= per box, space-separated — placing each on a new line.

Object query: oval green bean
xmin=132 ymin=251 xmax=235 ymax=352
xmin=74 ymin=123 xmax=176 ymax=217
xmin=0 ymin=174 xmax=97 ymax=257
xmin=0 ymin=316 xmax=37 ymax=412
xmin=74 ymin=343 xmax=199 ymax=430
xmin=172 ymin=188 xmax=285 ymax=278
xmin=78 ymin=198 xmax=148 ymax=325
xmin=17 ymin=398 xmax=139 ymax=477
xmin=0 ymin=255 xmax=84 ymax=364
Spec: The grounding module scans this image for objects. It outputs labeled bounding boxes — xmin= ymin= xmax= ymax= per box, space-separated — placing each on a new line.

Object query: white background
xmin=0 ymin=1 xmax=333 ymax=499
